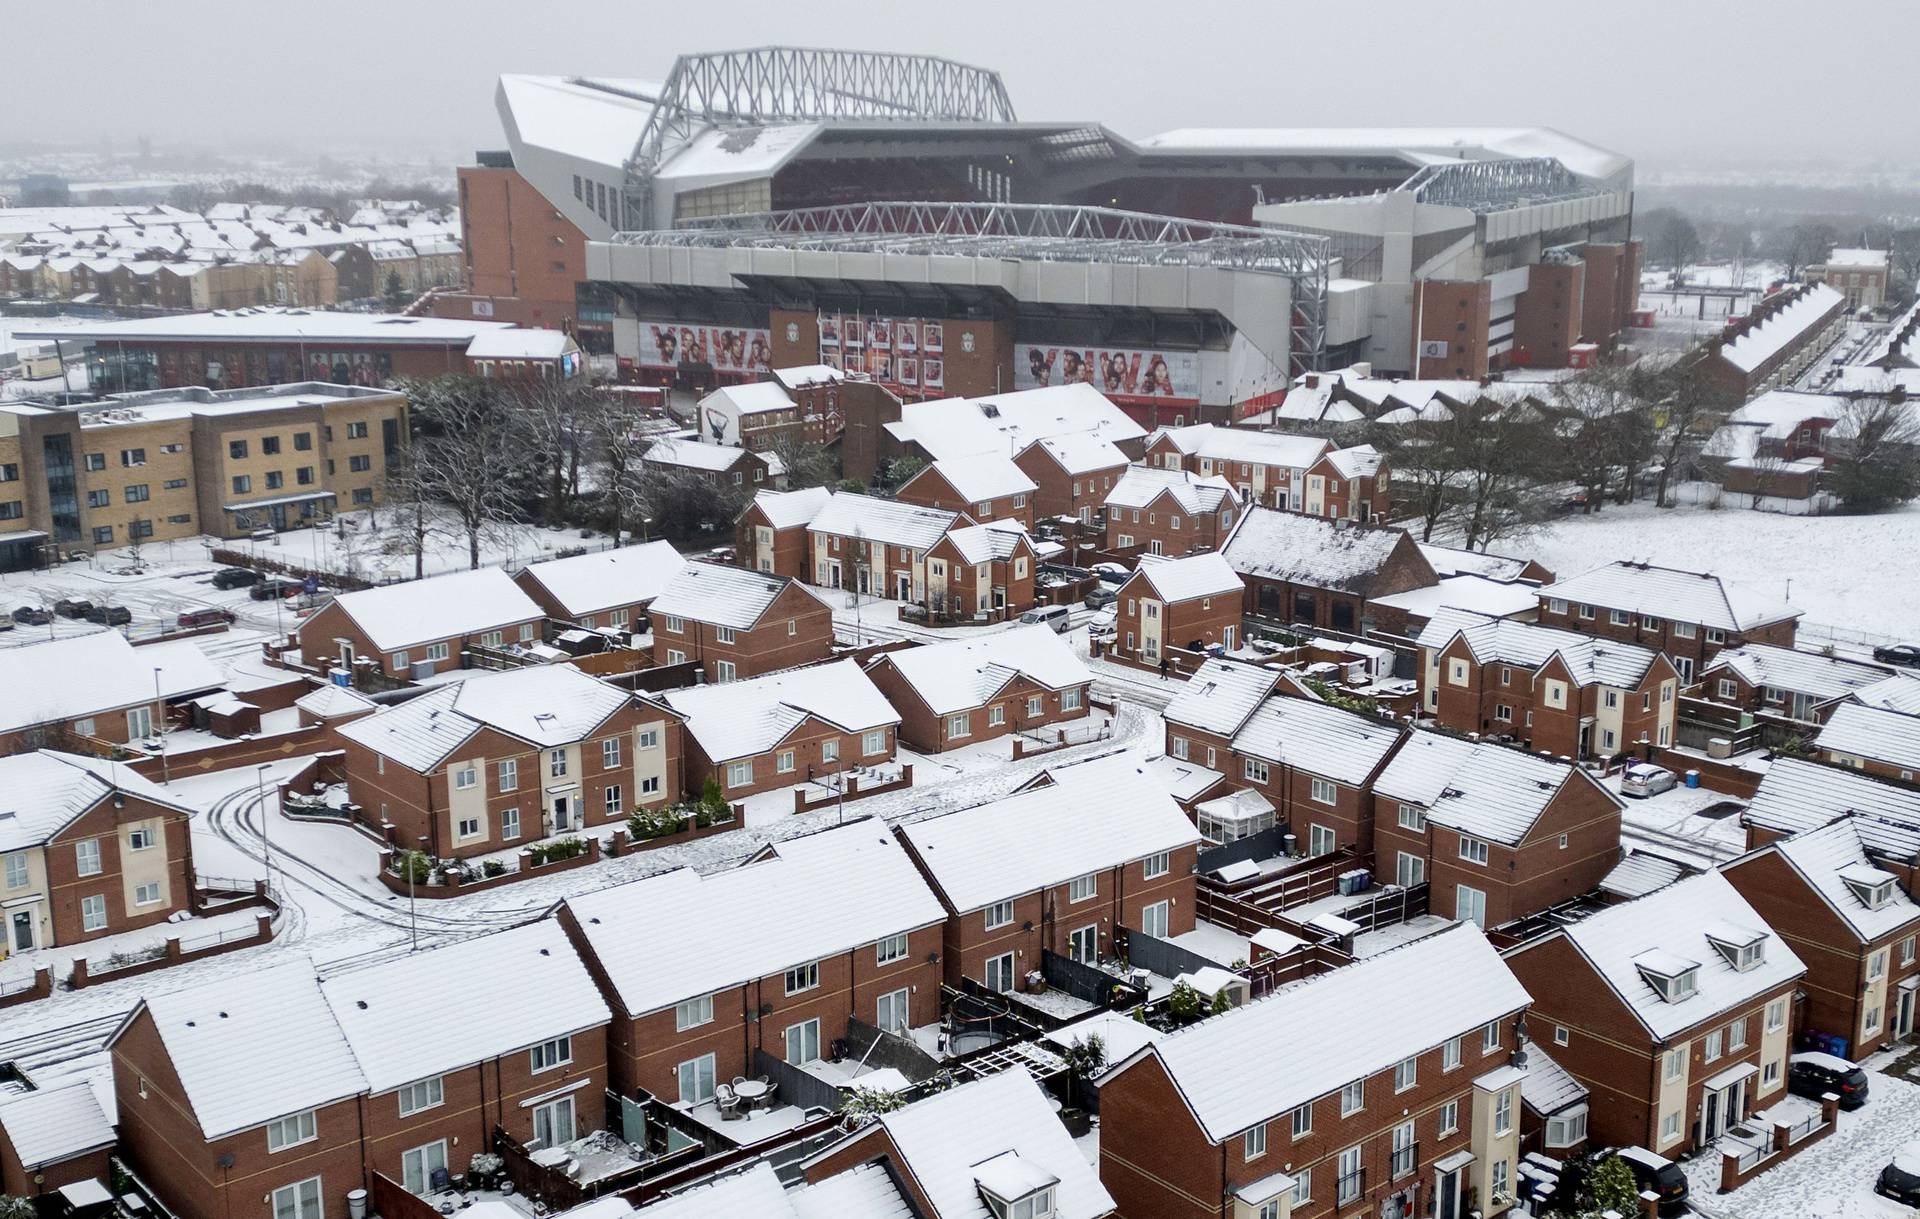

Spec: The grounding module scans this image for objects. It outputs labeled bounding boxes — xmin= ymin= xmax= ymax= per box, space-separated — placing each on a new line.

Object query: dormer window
xmin=974 ymin=1151 xmax=1059 ymax=1219
xmin=1634 ymin=949 xmax=1701 ymax=1002
xmin=1841 ymin=865 xmax=1899 ymax=912
xmin=1704 ymin=922 xmax=1768 ymax=972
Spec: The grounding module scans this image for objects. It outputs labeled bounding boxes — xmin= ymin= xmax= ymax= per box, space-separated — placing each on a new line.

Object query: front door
xmin=858 ymin=566 xmax=871 ymax=595
xmin=1702 ymin=1086 xmax=1723 ymax=1143
xmin=1436 ymin=1168 xmax=1462 ymax=1219
xmin=551 ymin=794 xmax=573 ymax=832
xmin=1895 ymin=981 xmax=1917 ymax=1040
xmin=10 ymin=910 xmax=34 ymax=952
xmin=896 ymin=572 xmax=911 ymax=600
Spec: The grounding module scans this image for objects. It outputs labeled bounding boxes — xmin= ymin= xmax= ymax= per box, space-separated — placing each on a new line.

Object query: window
xmin=425 ymin=642 xmax=451 ymax=662
xmin=604 ymin=785 xmax=622 ymax=816
xmin=1308 ymin=824 xmax=1336 ymax=856
xmin=1391 ymin=1120 xmax=1416 ymax=1179
xmin=1661 ymin=1111 xmax=1682 ymax=1143
xmin=499 ymin=758 xmax=518 ymax=791
xmin=91 ymin=526 xmax=113 ymax=544
xmin=1457 ymin=884 xmax=1487 ymax=927
xmin=1458 ymin=835 xmax=1489 ymax=865
xmin=948 ymin=713 xmax=970 ymax=739
xmin=984 ymin=952 xmax=1016 ymax=993
xmin=815 ymin=739 xmax=839 ymax=767
xmin=85 ymin=452 xmax=105 ymax=471
xmin=641 ymin=776 xmax=660 ymax=796
xmin=530 ymin=1036 xmax=572 ymax=1072
xmin=128 ymin=827 xmax=154 ymax=851
xmin=876 ymin=932 xmax=909 ymax=965
xmin=602 ymin=737 xmax=621 ymax=768
xmin=1290 ymin=1168 xmax=1311 ymax=1207
xmin=1398 ymin=803 xmax=1427 ymax=831
xmin=1707 ymin=628 xmax=1726 ymax=644
xmin=229 ymin=439 xmax=249 ymax=459
xmin=1546 ymin=1105 xmax=1588 ymax=1149
xmin=1443 ymin=1035 xmax=1462 ymax=1070
xmin=985 ymin=899 xmax=1015 ymax=930
xmin=1870 ymin=948 xmax=1889 ymax=980
xmin=120 ymin=448 xmax=146 ymax=467
xmin=1729 ymin=1016 xmax=1748 ymax=1050
xmin=1069 ymin=873 xmax=1097 ymax=902
xmin=785 ymin=961 xmax=819 ymax=995
xmin=1718 ymin=678 xmax=1738 ymax=700
xmin=677 ymin=1054 xmax=716 ymax=1104
xmin=1439 ymin=1098 xmax=1460 ymax=1135
xmin=1610 ymin=609 xmax=1632 ymax=626
xmin=347 ymin=421 xmax=369 ymax=440
xmin=1762 ymin=1058 xmax=1781 ymax=1088
xmin=714 ymin=625 xmax=736 ymax=645
xmin=271 ymin=1178 xmax=322 ymax=1219
xmin=134 ymin=881 xmax=162 ymax=906
xmin=876 ymin=987 xmax=911 ymax=1034
xmin=501 ymin=807 xmax=521 ymax=840
xmin=1902 ymin=936 xmax=1916 ymax=967
xmin=1664 ymin=1047 xmax=1686 ymax=1081
xmin=549 ymin=748 xmax=568 ymax=777
xmin=784 ymin=1017 xmax=821 ymax=1065
xmin=0 ymin=501 xmax=18 ymax=521
xmin=1491 ymin=1158 xmax=1511 ymax=1205
xmin=1290 ymin=1103 xmax=1312 ymax=1137
xmin=638 ymin=729 xmax=659 ymax=750
xmin=454 ymin=766 xmax=477 ymax=790
xmin=1340 ymin=1078 xmax=1364 ymax=1116
xmin=265 ymin=471 xmax=283 ymax=490
xmin=1310 ymin=777 xmax=1337 ymax=804
xmin=532 ymin=1096 xmax=575 ymax=1148
xmin=75 ymin=838 xmax=102 ymax=877
xmin=1337 ymin=1145 xmax=1363 ymax=1205
xmin=397 ymin=1076 xmax=444 ymax=1116
xmin=1245 ymin=1123 xmax=1267 ymax=1160
xmin=1243 ymin=758 xmax=1269 ymax=783
xmin=1579 ymin=603 xmax=1595 ymax=620
xmin=266 ymin=1110 xmax=317 ymax=1152
xmin=1673 ymin=621 xmax=1697 ymax=639
xmin=1554 ymin=1024 xmax=1570 ymax=1046
xmin=662 ymin=615 xmax=683 ymax=634
xmin=1493 ymin=1086 xmax=1513 ymax=1136
xmin=1143 ymin=851 xmax=1171 ymax=880
xmin=1171 ymin=735 xmax=1188 ymax=760
xmin=776 ymin=749 xmax=796 ymax=775
xmin=3 ymin=853 xmax=24 ymax=889
xmin=1482 ymin=1020 xmax=1501 ymax=1053
xmin=164 ymin=478 xmax=188 ymax=490
xmin=295 ymin=432 xmax=312 ymax=451
xmin=231 ymin=474 xmax=252 ymax=494
xmin=676 ymin=994 xmax=714 ymax=1030
xmin=124 ymin=483 xmax=150 ymax=503
xmin=862 ymin=729 xmax=886 ymax=755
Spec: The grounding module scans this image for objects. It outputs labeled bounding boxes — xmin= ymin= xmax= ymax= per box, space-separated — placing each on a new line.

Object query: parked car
xmin=1878 ymin=1142 xmax=1920 ymax=1208
xmin=210 ymin=567 xmax=262 ymax=590
xmin=12 ymin=605 xmax=51 ymax=625
xmin=84 ymin=604 xmax=131 ymax=626
xmin=0 ymin=614 xmax=13 ymax=632
xmin=1610 ymin=1147 xmax=1690 ymax=1216
xmin=1092 ymin=562 xmax=1130 ymax=585
xmin=1018 ymin=604 xmax=1074 ymax=634
xmin=250 ymin=577 xmax=303 ymax=601
xmin=1083 ymin=587 xmax=1117 ymax=610
xmin=1789 ymin=1052 xmax=1870 ymax=1110
xmin=53 ymin=598 xmax=94 ymax=619
xmin=1873 ymin=643 xmax=1920 ymax=669
xmin=178 ymin=607 xmax=238 ymax=629
xmin=1620 ymin=762 xmax=1678 ymax=798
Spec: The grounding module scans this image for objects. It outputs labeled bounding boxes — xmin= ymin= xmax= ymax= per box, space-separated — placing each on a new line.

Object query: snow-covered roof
xmin=888 ymin=383 xmax=1145 ymax=462
xmin=466 ymin=328 xmax=572 ymax=360
xmin=942 ymin=520 xmax=1034 ymax=564
xmin=1221 ymin=507 xmax=1424 ymax=594
xmin=1021 ymin=432 xmax=1131 ymax=476
xmin=1417 ymin=606 xmax=1663 ymax=689
xmin=900 ymin=754 xmax=1200 ymax=913
xmin=1855 ymin=672 xmax=1920 ymax=716
xmin=1743 ymin=757 xmax=1920 ymax=859
xmin=1702 ymin=643 xmax=1892 ymax=704
xmin=1042 ymin=1009 xmax=1166 ymax=1068
xmin=643 ymin=437 xmax=759 ymax=473
xmin=1138 ymin=126 xmax=1630 ymax=182
xmin=335 ymin=665 xmax=631 ymax=772
xmin=1229 ymin=696 xmax=1404 ymax=786
xmin=1540 ymin=560 xmax=1799 ymax=633
xmin=497 ymin=74 xmax=659 ymax=172
xmin=907 ymin=454 xmax=1037 ymax=504
xmin=662 ymin=659 xmax=898 ymax=763
xmin=0 ymin=630 xmax=222 ymax=734
xmin=1700 ymin=390 xmax=1844 ymax=460
xmin=293 ymin=683 xmax=377 ymax=719
xmin=563 ymin=819 xmax=945 ymax=1017
xmin=866 ymin=1070 xmax=1115 ymax=1219
xmin=810 ymin=490 xmax=959 ymax=551
xmin=1747 ymin=817 xmax=1920 ymax=943
xmin=1373 ymin=732 xmax=1614 ymax=846
xmin=1720 ymin=284 xmax=1846 ymax=375
xmin=1163 ymin=658 xmax=1283 ymax=737
xmin=1324 ymin=444 xmax=1384 ymax=479
xmin=869 ymin=625 xmax=1090 ymax=716
xmin=14 ymin=307 xmax=512 ymax=346
xmin=748 ymin=485 xmax=833 ymax=530
xmin=325 ymin=567 xmax=542 ymax=652
xmin=519 ymin=540 xmax=686 ymax=617
xmin=131 ymin=958 xmax=367 ymax=1140
xmin=1371 ymin=574 xmax=1542 ymax=623
xmin=1144 ymin=756 xmax=1227 ymax=805
xmin=1816 ymin=702 xmax=1920 ymax=771
xmin=770 ymin=364 xmax=845 ymax=390
xmin=1104 ymin=465 xmax=1235 ymax=515
xmin=1109 ymin=922 xmax=1526 ymax=1142
xmin=1538 ymin=871 xmax=1805 ymax=1039
xmin=647 ymin=562 xmax=811 ymax=630
xmin=636 ymin=1159 xmax=910 ymax=1219
xmin=0 ymin=1083 xmax=116 ymax=1170
xmin=0 ymin=750 xmax=197 ymax=853
xmin=1599 ymin=848 xmax=1694 ymax=901
xmin=1825 ymin=248 xmax=1888 ymax=269
xmin=322 ymin=921 xmax=610 ymax=1094
xmin=1127 ymin=552 xmax=1243 ymax=603
xmin=1517 ymin=1046 xmax=1587 ymax=1117
xmin=1151 ymin=423 xmax=1327 ymax=471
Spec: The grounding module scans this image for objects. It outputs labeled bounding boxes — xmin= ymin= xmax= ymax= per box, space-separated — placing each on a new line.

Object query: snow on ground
xmin=0 ymin=906 xmax=265 ymax=988
xmin=1170 ymin=921 xmax=1251 ymax=967
xmin=1681 ymin=1069 xmax=1920 ymax=1219
xmin=1606 ymin=772 xmax=1751 ymax=865
xmin=1521 ymin=495 xmax=1920 ymax=641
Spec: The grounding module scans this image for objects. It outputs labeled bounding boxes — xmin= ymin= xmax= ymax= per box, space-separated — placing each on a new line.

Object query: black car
xmin=1788 ymin=1052 xmax=1870 ymax=1110
xmin=1610 ymin=1147 xmax=1689 ymax=1217
xmin=1879 ymin=1143 xmax=1920 ymax=1208
xmin=250 ymin=577 xmax=302 ymax=601
xmin=84 ymin=604 xmax=132 ymax=627
xmin=1874 ymin=643 xmax=1920 ymax=669
xmin=12 ymin=605 xmax=51 ymax=625
xmin=53 ymin=598 xmax=94 ymax=619
xmin=1083 ymin=587 xmax=1117 ymax=610
xmin=210 ymin=567 xmax=262 ymax=590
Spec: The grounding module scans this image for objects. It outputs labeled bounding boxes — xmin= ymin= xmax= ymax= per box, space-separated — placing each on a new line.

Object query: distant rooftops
xmin=1541 ymin=560 xmax=1799 ymax=633
xmin=14 ymin=306 xmax=513 ymax=347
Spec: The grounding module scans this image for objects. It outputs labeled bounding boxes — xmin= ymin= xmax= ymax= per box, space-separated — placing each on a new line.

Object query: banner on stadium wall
xmin=1012 ymin=344 xmax=1201 ymax=405
xmin=634 ymin=323 xmax=772 ymax=373
xmin=817 ymin=312 xmax=945 ymax=392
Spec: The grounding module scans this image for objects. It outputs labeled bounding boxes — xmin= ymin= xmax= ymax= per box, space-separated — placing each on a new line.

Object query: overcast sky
xmin=9 ymin=0 xmax=1916 ymax=173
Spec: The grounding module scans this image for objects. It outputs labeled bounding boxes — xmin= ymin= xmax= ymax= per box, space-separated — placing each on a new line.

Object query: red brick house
xmin=641 ymin=435 xmax=786 ymax=492
xmin=1103 ymin=466 xmax=1239 ymax=558
xmin=1536 ymin=560 xmax=1802 ymax=684
xmin=1502 ymin=872 xmax=1806 ymax=1159
xmin=1416 ymin=607 xmax=1680 ymax=760
xmin=0 ymin=1083 xmax=115 ymax=1198
xmin=1722 ymin=816 xmax=1920 ymax=1056
xmin=1697 ymin=282 xmax=1849 ymax=402
xmin=806 ymin=490 xmax=971 ymax=602
xmin=1740 ymin=756 xmax=1920 ymax=854
xmin=1110 ymin=552 xmax=1245 ymax=671
xmin=647 ymin=562 xmax=835 ymax=682
xmin=1302 ymin=444 xmax=1390 ymax=522
xmin=335 ymin=664 xmax=683 ymax=858
xmin=1014 ymin=432 xmax=1130 ymax=523
xmin=512 ymin=539 xmax=685 ymax=631
xmin=1372 ymin=731 xmax=1624 ymax=925
xmin=661 ymin=659 xmax=900 ymax=802
xmin=922 ymin=521 xmax=1040 ymax=621
xmin=295 ymin=567 xmax=547 ymax=682
xmin=1098 ymin=923 xmax=1533 ymax=1219
xmin=1697 ymin=642 xmax=1895 ymax=729
xmin=1143 ymin=423 xmax=1329 ymax=511
xmin=1162 ymin=657 xmax=1287 ymax=778
xmin=1222 ymin=507 xmax=1438 ymax=635
xmin=736 ymin=486 xmax=832 ymax=578
xmin=1815 ymin=701 xmax=1920 ymax=781
xmin=897 ymin=754 xmax=1201 ymax=991
xmin=0 ymin=750 xmax=197 ymax=953
xmin=895 ymin=453 xmax=1038 ymax=531
xmin=1417 ymin=542 xmax=1555 ymax=586
xmin=1227 ymin=692 xmax=1406 ymax=857
xmin=0 ymin=629 xmax=224 ymax=754
xmin=865 ymin=624 xmax=1092 ymax=753
xmin=557 ymin=819 xmax=947 ymax=1103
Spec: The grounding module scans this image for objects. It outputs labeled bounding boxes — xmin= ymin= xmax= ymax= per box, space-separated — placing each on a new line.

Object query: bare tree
xmin=584 ymin=395 xmax=652 ymax=545
xmin=1545 ymin=363 xmax=1653 ymax=513
xmin=1827 ymin=396 xmax=1920 ymax=512
xmin=513 ymin=377 xmax=600 ymax=526
xmin=1770 ymin=222 xmax=1839 ymax=282
xmin=1364 ymin=426 xmax=1459 ymax=542
xmin=402 ymin=377 xmax=530 ymax=569
xmin=759 ymin=428 xmax=839 ymax=490
xmin=1645 ymin=358 xmax=1724 ymax=508
xmin=1444 ymin=393 xmax=1554 ymax=551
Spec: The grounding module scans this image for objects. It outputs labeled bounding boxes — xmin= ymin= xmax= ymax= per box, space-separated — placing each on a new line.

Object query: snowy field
xmin=1520 ymin=496 xmax=1920 ymax=642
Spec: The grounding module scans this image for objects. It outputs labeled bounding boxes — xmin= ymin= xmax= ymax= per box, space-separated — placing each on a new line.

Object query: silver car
xmin=1620 ymin=763 xmax=1678 ymax=798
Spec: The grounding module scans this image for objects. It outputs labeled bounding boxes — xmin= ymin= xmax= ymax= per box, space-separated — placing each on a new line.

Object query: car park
xmin=1788 ymin=1051 xmax=1870 ymax=1110
xmin=1879 ymin=1142 xmax=1920 ymax=1208
xmin=53 ymin=598 xmax=94 ymax=619
xmin=1620 ymin=762 xmax=1678 ymax=798
xmin=12 ymin=606 xmax=51 ymax=626
xmin=1610 ymin=1147 xmax=1690 ymax=1216
xmin=210 ymin=567 xmax=262 ymax=590
xmin=1873 ymin=643 xmax=1920 ymax=669
xmin=177 ymin=607 xmax=239 ymax=629
xmin=84 ymin=605 xmax=132 ymax=626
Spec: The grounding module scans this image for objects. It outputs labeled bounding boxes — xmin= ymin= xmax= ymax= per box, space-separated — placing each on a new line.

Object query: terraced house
xmin=295 ymin=567 xmax=546 ymax=682
xmin=1103 ymin=465 xmax=1239 ymax=558
xmin=661 ymin=659 xmax=899 ymax=801
xmin=1143 ymin=423 xmax=1329 ymax=511
xmin=1226 ymin=693 xmax=1406 ymax=858
xmin=894 ymin=452 xmax=1038 ymax=531
xmin=864 ymin=624 xmax=1092 ymax=754
xmin=646 ymin=562 xmax=834 ymax=681
xmin=1536 ymin=560 xmax=1801 ymax=683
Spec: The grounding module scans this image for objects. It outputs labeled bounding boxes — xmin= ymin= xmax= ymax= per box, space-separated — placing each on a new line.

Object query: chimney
xmin=1304 ymin=374 xmax=1320 ymax=390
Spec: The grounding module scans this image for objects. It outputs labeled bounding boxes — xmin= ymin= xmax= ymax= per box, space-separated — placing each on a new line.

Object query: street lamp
xmin=254 ymin=764 xmax=274 ymax=894
xmin=153 ymin=667 xmax=169 ymax=785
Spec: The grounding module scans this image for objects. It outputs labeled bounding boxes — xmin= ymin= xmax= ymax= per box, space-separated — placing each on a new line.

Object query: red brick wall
xmin=867 ymin=662 xmax=1090 ymax=754
xmin=650 ymin=582 xmax=834 ymax=680
xmin=1014 ymin=445 xmax=1125 ymax=522
xmin=45 ymin=795 xmax=193 ymax=945
xmin=1104 ymin=489 xmax=1234 ymax=558
xmin=896 ymin=467 xmax=1035 ymax=532
xmin=454 ymin=164 xmax=589 ymax=329
xmin=1512 ymin=260 xmax=1586 ymax=368
xmin=1416 ymin=280 xmax=1492 ymax=379
xmin=685 ymin=716 xmax=896 ymax=802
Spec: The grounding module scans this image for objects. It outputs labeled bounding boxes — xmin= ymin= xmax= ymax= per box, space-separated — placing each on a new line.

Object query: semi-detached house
xmin=1815 ymin=701 xmax=1920 ymax=781
xmin=1162 ymin=659 xmax=1288 ymax=836
xmin=0 ymin=629 xmax=223 ymax=753
xmin=661 ymin=659 xmax=899 ymax=801
xmin=895 ymin=453 xmax=1038 ymax=531
xmin=1103 ymin=465 xmax=1238 ymax=558
xmin=1370 ymin=731 xmax=1625 ymax=928
xmin=864 ymin=624 xmax=1092 ymax=754
xmin=896 ymin=754 xmax=1201 ymax=991
xmin=334 ymin=664 xmax=681 ymax=858
xmin=1697 ymin=642 xmax=1896 ymax=729
xmin=924 ymin=520 xmax=1041 ymax=622
xmin=1098 ymin=922 xmax=1533 ymax=1219
xmin=1144 ymin=423 xmax=1328 ymax=511
xmin=1013 ymin=431 xmax=1130 ymax=523
xmin=646 ymin=562 xmax=834 ymax=681
xmin=512 ymin=539 xmax=686 ymax=631
xmin=1502 ymin=872 xmax=1805 ymax=1160
xmin=1227 ymin=694 xmax=1405 ymax=858
xmin=1536 ymin=560 xmax=1801 ymax=683
xmin=556 ymin=819 xmax=947 ymax=1105
xmin=806 ymin=490 xmax=973 ymax=605
xmin=295 ymin=567 xmax=546 ymax=681
xmin=736 ymin=485 xmax=832 ymax=579
xmin=1110 ymin=551 xmax=1245 ymax=673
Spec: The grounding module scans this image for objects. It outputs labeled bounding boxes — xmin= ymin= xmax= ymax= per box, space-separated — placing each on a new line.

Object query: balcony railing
xmin=1336 ymin=1167 xmax=1366 ymax=1207
xmin=1391 ymin=1141 xmax=1419 ymax=1181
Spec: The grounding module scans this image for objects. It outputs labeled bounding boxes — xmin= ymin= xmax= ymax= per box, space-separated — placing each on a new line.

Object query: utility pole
xmin=153 ymin=667 xmax=169 ymax=784
xmin=254 ymin=764 xmax=274 ymax=895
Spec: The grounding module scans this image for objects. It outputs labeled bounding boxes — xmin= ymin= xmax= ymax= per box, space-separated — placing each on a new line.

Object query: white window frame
xmin=271 ymin=1177 xmax=322 ymax=1219
xmin=75 ymin=838 xmax=102 ymax=877
xmin=876 ymin=932 xmax=909 ymax=965
xmin=1310 ymin=777 xmax=1337 ymax=805
xmin=1244 ymin=1122 xmax=1268 ymax=1160
xmin=675 ymin=994 xmax=714 ymax=1031
xmin=985 ymin=899 xmax=1015 ymax=930
xmin=397 ymin=1076 xmax=444 ymax=1117
xmin=1143 ymin=851 xmax=1171 ymax=880
xmin=1069 ymin=873 xmax=1098 ymax=902
xmin=80 ymin=894 xmax=107 ymax=932
xmin=530 ymin=1035 xmax=572 ymax=1073
xmin=134 ymin=881 xmax=162 ymax=906
xmin=676 ymin=1053 xmax=716 ymax=1105
xmin=266 ymin=1109 xmax=317 ymax=1153
xmin=784 ymin=961 xmax=820 ymax=995
xmin=1339 ymin=1078 xmax=1364 ymax=1116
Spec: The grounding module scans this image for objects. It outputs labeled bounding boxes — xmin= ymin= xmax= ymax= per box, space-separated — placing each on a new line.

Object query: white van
xmin=1019 ymin=604 xmax=1073 ymax=633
